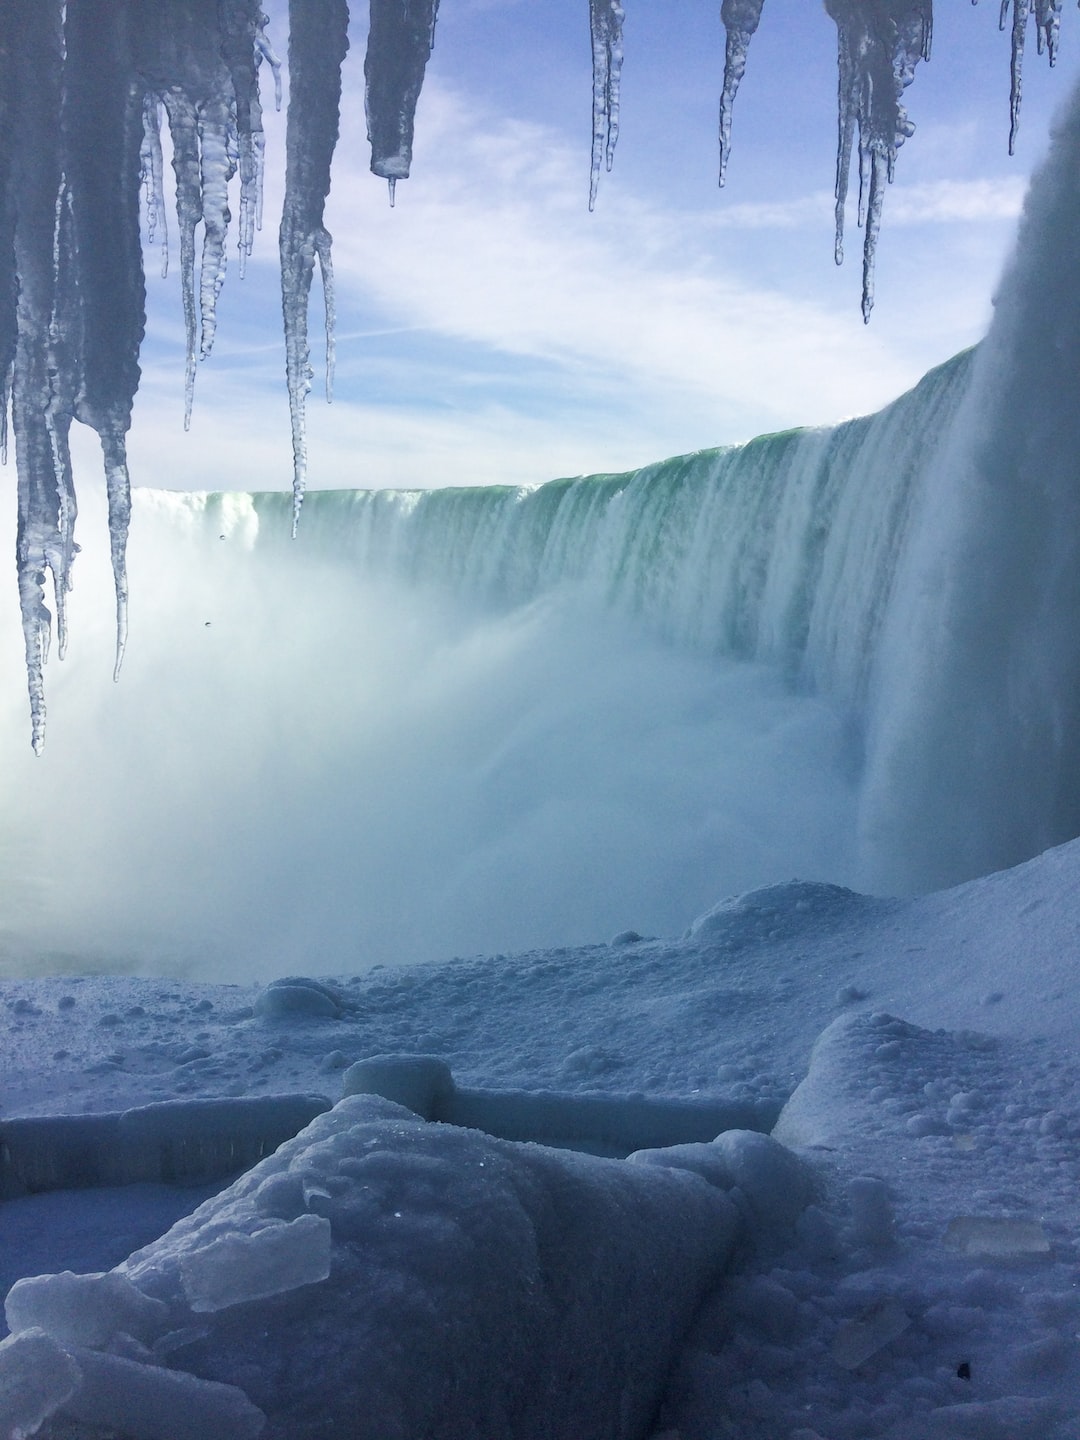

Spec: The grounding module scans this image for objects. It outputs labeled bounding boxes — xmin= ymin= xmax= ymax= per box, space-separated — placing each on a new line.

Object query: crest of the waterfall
xmin=858 ymin=74 xmax=1080 ymax=894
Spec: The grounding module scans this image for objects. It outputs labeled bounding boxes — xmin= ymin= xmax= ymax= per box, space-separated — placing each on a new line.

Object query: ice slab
xmin=943 ymin=1216 xmax=1051 ymax=1258
xmin=179 ymin=1214 xmax=332 ymax=1313
xmin=6 ymin=1269 xmax=168 ymax=1349
xmin=60 ymin=1346 xmax=265 ymax=1439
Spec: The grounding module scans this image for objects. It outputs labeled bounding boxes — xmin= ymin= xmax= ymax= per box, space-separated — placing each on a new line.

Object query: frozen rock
xmin=0 ymin=1328 xmax=82 ymax=1439
xmin=6 ymin=1270 xmax=168 ymax=1349
xmin=179 ymin=1214 xmax=332 ymax=1313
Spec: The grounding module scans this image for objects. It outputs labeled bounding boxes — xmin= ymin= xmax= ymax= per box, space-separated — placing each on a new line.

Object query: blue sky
xmin=105 ymin=1 xmax=1080 ymax=493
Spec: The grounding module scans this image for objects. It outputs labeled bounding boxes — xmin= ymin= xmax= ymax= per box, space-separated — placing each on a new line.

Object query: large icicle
xmin=2 ymin=0 xmax=77 ymax=752
xmin=718 ymin=0 xmax=766 ymax=187
xmin=63 ymin=0 xmax=148 ymax=687
xmin=588 ymin=0 xmax=625 ymax=211
xmin=280 ymin=0 xmax=349 ymax=533
xmin=364 ymin=0 xmax=439 ymax=203
xmin=825 ymin=0 xmax=932 ymax=322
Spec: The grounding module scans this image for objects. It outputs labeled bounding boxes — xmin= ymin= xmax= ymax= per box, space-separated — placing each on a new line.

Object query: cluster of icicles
xmin=0 ymin=0 xmax=1067 ymax=750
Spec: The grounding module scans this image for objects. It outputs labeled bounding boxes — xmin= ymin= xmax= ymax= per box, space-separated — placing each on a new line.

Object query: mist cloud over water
xmin=0 ymin=490 xmax=858 ymax=981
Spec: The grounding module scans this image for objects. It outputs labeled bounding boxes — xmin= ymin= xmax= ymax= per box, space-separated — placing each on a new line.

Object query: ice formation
xmin=0 ymin=0 xmax=1074 ymax=748
xmin=0 ymin=1094 xmax=779 ymax=1439
xmin=279 ymin=0 xmax=349 ymax=535
xmin=717 ymin=0 xmax=766 ymax=187
xmin=588 ymin=0 xmax=625 ymax=211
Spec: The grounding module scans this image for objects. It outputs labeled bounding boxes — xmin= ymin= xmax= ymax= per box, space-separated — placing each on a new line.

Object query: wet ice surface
xmin=0 ymin=841 xmax=1079 ymax=1435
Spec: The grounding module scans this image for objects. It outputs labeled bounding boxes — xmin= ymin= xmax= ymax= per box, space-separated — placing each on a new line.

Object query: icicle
xmin=0 ymin=12 xmax=17 ymax=471
xmin=100 ymin=426 xmax=132 ymax=681
xmin=3 ymin=0 xmax=75 ymax=753
xmin=163 ymin=90 xmax=202 ymax=429
xmin=826 ymin=0 xmax=932 ymax=322
xmin=140 ymin=96 xmax=169 ymax=279
xmin=975 ymin=0 xmax=1061 ymax=152
xmin=220 ymin=3 xmax=280 ymax=277
xmin=280 ymin=0 xmax=349 ymax=534
xmin=588 ymin=0 xmax=625 ymax=210
xmin=1005 ymin=0 xmax=1031 ymax=153
xmin=1009 ymin=0 xmax=1061 ymax=153
xmin=718 ymin=0 xmax=765 ymax=188
xmin=61 ymin=0 xmax=147 ymax=706
xmin=195 ymin=98 xmax=235 ymax=360
xmin=364 ymin=0 xmax=439 ymax=187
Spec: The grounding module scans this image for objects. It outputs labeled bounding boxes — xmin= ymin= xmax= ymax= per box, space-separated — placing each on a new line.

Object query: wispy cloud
xmin=134 ymin=71 xmax=1027 ymax=492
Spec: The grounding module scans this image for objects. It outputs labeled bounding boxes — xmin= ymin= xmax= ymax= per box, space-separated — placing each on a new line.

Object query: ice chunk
xmin=830 ymin=1298 xmax=911 ymax=1369
xmin=588 ymin=0 xmax=625 ymax=210
xmin=5 ymin=1270 xmax=168 ymax=1349
xmin=944 ymin=1215 xmax=1051 ymax=1258
xmin=179 ymin=1214 xmax=332 ymax=1312
xmin=0 ymin=1328 xmax=82 ymax=1440
xmin=60 ymin=1346 xmax=266 ymax=1439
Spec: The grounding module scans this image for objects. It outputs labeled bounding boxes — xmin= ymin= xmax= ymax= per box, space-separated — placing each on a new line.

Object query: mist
xmin=0 ymin=486 xmax=857 ymax=981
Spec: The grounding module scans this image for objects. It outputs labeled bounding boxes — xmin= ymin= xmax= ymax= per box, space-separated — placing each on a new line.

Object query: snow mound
xmin=686 ymin=880 xmax=879 ymax=943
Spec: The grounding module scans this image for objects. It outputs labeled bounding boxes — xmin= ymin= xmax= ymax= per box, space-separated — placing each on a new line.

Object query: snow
xmin=1 ymin=838 xmax=1080 ymax=1435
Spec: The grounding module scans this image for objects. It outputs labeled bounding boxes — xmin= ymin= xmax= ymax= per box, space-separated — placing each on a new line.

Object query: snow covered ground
xmin=0 ymin=838 xmax=1078 ymax=1436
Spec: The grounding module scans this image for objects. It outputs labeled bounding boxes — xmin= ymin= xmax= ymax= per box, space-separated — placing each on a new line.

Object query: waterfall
xmin=8 ymin=67 xmax=1080 ymax=975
